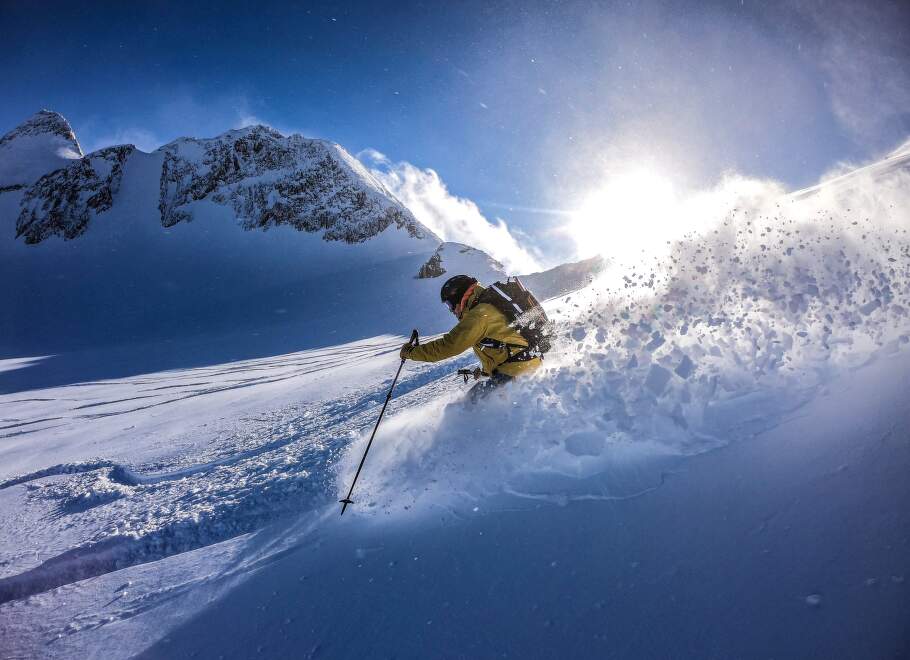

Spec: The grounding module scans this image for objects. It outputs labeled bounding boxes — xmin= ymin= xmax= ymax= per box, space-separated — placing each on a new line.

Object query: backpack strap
xmin=477 ymin=337 xmax=534 ymax=363
xmin=477 ymin=337 xmax=527 ymax=352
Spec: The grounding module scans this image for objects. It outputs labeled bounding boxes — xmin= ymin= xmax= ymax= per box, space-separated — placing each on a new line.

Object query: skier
xmin=400 ymin=275 xmax=542 ymax=401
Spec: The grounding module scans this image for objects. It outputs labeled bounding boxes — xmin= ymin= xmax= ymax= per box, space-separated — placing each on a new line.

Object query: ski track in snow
xmin=0 ymin=337 xmax=472 ymax=608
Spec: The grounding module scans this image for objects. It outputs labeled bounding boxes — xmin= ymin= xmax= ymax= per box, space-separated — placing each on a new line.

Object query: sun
xmin=567 ymin=168 xmax=680 ymax=263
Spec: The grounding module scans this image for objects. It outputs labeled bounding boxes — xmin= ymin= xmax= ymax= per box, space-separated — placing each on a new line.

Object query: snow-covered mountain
xmin=416 ymin=241 xmax=505 ymax=280
xmin=2 ymin=111 xmax=434 ymax=246
xmin=0 ymin=111 xmax=600 ymax=360
xmin=0 ymin=110 xmax=83 ymax=193
xmin=0 ymin=113 xmax=434 ymax=353
xmin=520 ymin=254 xmax=605 ymax=300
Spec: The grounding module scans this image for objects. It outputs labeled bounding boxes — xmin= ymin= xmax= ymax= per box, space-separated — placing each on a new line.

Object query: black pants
xmin=467 ymin=371 xmax=513 ymax=404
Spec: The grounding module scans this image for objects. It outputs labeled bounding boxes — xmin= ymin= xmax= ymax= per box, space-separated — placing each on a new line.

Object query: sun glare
xmin=568 ymin=168 xmax=681 ymax=263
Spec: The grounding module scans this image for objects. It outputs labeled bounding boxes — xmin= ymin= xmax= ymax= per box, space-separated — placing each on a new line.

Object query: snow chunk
xmin=645 ymin=332 xmax=665 ymax=351
xmin=645 ymin=365 xmax=672 ymax=396
xmin=674 ymin=355 xmax=695 ymax=379
xmin=859 ymin=299 xmax=881 ymax=316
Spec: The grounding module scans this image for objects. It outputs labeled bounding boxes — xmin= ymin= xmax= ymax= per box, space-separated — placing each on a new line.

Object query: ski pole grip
xmin=409 ymin=329 xmax=419 ymax=347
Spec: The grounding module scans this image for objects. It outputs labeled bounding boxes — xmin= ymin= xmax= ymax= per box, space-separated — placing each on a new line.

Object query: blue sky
xmin=2 ymin=0 xmax=908 ymax=264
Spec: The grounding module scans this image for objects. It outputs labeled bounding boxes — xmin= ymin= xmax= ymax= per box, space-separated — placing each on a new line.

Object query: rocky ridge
xmin=16 ymin=145 xmax=134 ymax=243
xmin=2 ymin=111 xmax=433 ymax=246
xmin=158 ymin=126 xmax=428 ymax=243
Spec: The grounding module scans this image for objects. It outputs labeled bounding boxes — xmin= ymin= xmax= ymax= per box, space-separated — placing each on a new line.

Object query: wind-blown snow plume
xmin=361 ymin=149 xmax=542 ymax=274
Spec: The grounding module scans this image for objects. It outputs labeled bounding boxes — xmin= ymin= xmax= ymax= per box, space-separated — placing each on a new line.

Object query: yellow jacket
xmin=407 ymin=285 xmax=542 ymax=377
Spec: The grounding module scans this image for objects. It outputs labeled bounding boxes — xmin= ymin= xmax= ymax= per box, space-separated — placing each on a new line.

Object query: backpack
xmin=474 ymin=277 xmax=554 ymax=359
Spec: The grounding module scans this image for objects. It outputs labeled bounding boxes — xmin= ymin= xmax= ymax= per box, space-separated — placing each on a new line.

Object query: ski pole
xmin=340 ymin=329 xmax=418 ymax=515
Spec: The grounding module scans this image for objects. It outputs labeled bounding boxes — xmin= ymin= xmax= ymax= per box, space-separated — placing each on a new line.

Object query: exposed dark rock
xmin=157 ymin=126 xmax=429 ymax=243
xmin=417 ymin=250 xmax=446 ymax=278
xmin=15 ymin=145 xmax=134 ymax=244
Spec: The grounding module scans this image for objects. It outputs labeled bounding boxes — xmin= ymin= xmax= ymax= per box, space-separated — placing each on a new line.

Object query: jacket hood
xmin=458 ymin=284 xmax=485 ymax=319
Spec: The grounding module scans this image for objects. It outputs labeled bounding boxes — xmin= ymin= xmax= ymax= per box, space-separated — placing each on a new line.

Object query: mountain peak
xmin=158 ymin=123 xmax=284 ymax=151
xmin=0 ymin=109 xmax=82 ymax=155
xmin=0 ymin=109 xmax=85 ymax=191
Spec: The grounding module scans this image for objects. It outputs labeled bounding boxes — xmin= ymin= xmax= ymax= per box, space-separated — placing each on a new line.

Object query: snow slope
xmin=143 ymin=349 xmax=910 ymax=660
xmin=0 ymin=140 xmax=908 ymax=657
xmin=1 ymin=320 xmax=906 ymax=659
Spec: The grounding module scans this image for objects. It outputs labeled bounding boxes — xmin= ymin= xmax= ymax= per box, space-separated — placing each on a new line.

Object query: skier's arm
xmin=406 ymin=309 xmax=489 ymax=362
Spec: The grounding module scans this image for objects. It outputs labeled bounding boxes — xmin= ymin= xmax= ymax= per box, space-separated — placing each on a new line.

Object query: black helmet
xmin=440 ymin=275 xmax=477 ymax=310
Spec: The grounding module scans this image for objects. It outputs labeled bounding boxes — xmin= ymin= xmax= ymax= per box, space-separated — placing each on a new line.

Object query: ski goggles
xmin=444 ymin=300 xmax=456 ymax=313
